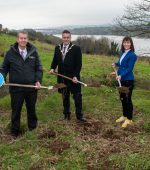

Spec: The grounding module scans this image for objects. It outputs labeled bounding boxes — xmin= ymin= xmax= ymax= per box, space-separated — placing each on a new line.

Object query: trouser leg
xmin=62 ymin=89 xmax=71 ymax=118
xmin=73 ymin=93 xmax=83 ymax=119
xmin=25 ymin=91 xmax=38 ymax=130
xmin=10 ymin=92 xmax=24 ymax=135
xmin=120 ymin=81 xmax=134 ymax=120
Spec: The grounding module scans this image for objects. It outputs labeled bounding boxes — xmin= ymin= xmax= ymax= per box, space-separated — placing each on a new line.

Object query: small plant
xmin=143 ymin=122 xmax=150 ymax=133
xmin=109 ymin=41 xmax=119 ymax=56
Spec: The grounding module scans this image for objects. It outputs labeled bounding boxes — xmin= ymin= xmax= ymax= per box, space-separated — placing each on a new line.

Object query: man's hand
xmin=72 ymin=77 xmax=78 ymax=84
xmin=49 ymin=69 xmax=54 ymax=74
xmin=35 ymin=81 xmax=41 ymax=89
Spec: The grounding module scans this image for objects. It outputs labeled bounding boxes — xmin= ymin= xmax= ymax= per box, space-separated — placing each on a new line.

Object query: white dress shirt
xmin=18 ymin=47 xmax=27 ymax=60
xmin=62 ymin=44 xmax=70 ymax=55
xmin=120 ymin=49 xmax=130 ymax=64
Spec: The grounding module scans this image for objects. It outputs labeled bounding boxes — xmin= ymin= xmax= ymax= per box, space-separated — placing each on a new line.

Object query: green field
xmin=0 ymin=34 xmax=150 ymax=170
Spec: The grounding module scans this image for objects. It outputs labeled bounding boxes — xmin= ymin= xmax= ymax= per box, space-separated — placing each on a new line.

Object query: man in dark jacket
xmin=49 ymin=30 xmax=86 ymax=122
xmin=1 ymin=31 xmax=43 ymax=137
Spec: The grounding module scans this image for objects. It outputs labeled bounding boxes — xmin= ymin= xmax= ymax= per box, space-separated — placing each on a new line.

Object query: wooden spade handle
xmin=112 ymin=67 xmax=122 ymax=87
xmin=52 ymin=72 xmax=87 ymax=87
xmin=4 ymin=83 xmax=49 ymax=89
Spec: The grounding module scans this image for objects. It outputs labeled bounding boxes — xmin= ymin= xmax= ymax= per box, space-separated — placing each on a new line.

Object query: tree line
xmin=75 ymin=36 xmax=119 ymax=56
xmin=0 ymin=28 xmax=119 ymax=56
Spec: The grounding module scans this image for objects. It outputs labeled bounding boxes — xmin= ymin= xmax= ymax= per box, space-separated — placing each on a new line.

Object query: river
xmin=54 ymin=34 xmax=150 ymax=57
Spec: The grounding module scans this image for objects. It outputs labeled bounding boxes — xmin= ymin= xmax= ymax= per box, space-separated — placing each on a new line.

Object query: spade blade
xmin=117 ymin=86 xmax=130 ymax=94
xmin=53 ymin=83 xmax=66 ymax=89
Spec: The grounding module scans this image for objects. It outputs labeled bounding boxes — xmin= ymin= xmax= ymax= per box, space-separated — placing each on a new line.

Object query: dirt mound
xmin=87 ymin=165 xmax=99 ymax=170
xmin=0 ymin=134 xmax=13 ymax=144
xmin=75 ymin=119 xmax=105 ymax=136
xmin=38 ymin=129 xmax=57 ymax=139
xmin=0 ymin=125 xmax=16 ymax=144
xmin=29 ymin=157 xmax=59 ymax=170
xmin=86 ymin=139 xmax=122 ymax=170
xmin=75 ymin=117 xmax=144 ymax=138
xmin=50 ymin=140 xmax=70 ymax=153
xmin=122 ymin=120 xmax=144 ymax=133
xmin=87 ymin=81 xmax=101 ymax=87
xmin=73 ymin=118 xmax=145 ymax=169
xmin=87 ymin=158 xmax=121 ymax=170
xmin=102 ymin=127 xmax=129 ymax=140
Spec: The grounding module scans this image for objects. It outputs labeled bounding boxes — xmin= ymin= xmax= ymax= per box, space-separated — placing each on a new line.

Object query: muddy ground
xmin=0 ymin=78 xmax=149 ymax=169
xmin=0 ymin=110 xmax=149 ymax=170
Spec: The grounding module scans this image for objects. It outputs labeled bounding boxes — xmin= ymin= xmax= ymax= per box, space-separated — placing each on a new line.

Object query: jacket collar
xmin=59 ymin=42 xmax=74 ymax=55
xmin=11 ymin=42 xmax=36 ymax=59
xmin=120 ymin=49 xmax=131 ymax=56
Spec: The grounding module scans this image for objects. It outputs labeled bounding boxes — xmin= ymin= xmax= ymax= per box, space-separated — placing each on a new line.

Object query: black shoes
xmin=11 ymin=132 xmax=19 ymax=138
xmin=63 ymin=113 xmax=87 ymax=122
xmin=64 ymin=114 xmax=71 ymax=120
xmin=77 ymin=117 xmax=87 ymax=123
xmin=10 ymin=130 xmax=22 ymax=138
xmin=29 ymin=126 xmax=37 ymax=131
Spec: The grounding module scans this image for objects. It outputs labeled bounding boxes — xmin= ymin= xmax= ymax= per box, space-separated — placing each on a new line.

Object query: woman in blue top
xmin=112 ymin=36 xmax=137 ymax=128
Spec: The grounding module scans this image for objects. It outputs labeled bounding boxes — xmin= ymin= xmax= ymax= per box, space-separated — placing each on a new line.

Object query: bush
xmin=109 ymin=41 xmax=119 ymax=56
xmin=75 ymin=36 xmax=119 ymax=56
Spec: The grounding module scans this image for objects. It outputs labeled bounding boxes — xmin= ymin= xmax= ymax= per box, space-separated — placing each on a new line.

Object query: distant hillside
xmin=36 ymin=26 xmax=117 ymax=35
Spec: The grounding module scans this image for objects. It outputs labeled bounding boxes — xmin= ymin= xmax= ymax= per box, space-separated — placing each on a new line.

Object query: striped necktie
xmin=20 ymin=51 xmax=24 ymax=58
xmin=63 ymin=46 xmax=66 ymax=55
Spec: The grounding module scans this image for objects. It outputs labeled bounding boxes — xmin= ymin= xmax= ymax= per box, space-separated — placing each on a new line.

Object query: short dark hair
xmin=62 ymin=30 xmax=71 ymax=34
xmin=17 ymin=30 xmax=28 ymax=37
xmin=121 ymin=36 xmax=135 ymax=52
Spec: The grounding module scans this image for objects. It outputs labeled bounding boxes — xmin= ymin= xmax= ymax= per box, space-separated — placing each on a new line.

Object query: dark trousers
xmin=10 ymin=91 xmax=37 ymax=134
xmin=62 ymin=89 xmax=83 ymax=119
xmin=120 ymin=80 xmax=134 ymax=120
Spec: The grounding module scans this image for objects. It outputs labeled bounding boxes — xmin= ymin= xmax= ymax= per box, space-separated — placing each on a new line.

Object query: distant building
xmin=0 ymin=24 xmax=3 ymax=32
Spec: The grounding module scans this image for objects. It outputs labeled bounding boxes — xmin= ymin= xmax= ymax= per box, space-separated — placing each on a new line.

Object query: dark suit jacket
xmin=1 ymin=42 xmax=43 ymax=93
xmin=51 ymin=43 xmax=82 ymax=93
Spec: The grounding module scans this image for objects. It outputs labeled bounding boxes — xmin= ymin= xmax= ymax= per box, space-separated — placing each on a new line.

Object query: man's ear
xmin=16 ymin=37 xmax=19 ymax=43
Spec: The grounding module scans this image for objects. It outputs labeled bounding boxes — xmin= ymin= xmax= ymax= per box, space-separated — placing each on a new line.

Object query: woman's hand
xmin=112 ymin=63 xmax=115 ymax=68
xmin=116 ymin=75 xmax=121 ymax=80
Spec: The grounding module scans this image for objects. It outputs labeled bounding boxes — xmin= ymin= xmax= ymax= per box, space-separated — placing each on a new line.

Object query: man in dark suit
xmin=1 ymin=31 xmax=43 ymax=137
xmin=49 ymin=30 xmax=86 ymax=122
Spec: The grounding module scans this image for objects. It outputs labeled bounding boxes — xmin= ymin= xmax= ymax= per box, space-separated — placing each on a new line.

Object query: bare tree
xmin=115 ymin=0 xmax=150 ymax=37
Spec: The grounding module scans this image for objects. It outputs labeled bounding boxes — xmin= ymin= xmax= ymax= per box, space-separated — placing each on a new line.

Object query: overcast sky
xmin=0 ymin=0 xmax=139 ymax=29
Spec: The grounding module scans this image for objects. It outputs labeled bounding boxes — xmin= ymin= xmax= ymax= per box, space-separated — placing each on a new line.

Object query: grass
xmin=0 ymin=33 xmax=150 ymax=170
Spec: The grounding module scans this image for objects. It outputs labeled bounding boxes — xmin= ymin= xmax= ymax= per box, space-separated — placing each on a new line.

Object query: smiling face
xmin=121 ymin=36 xmax=135 ymax=52
xmin=17 ymin=32 xmax=28 ymax=49
xmin=123 ymin=40 xmax=131 ymax=51
xmin=62 ymin=33 xmax=71 ymax=45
